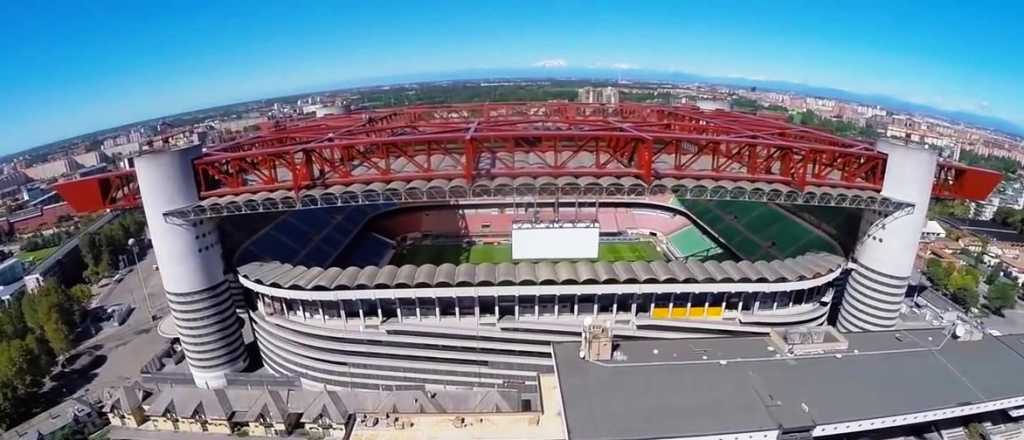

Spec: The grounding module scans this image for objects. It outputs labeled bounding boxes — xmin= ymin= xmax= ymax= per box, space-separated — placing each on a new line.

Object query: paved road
xmin=981 ymin=299 xmax=1024 ymax=335
xmin=44 ymin=250 xmax=172 ymax=403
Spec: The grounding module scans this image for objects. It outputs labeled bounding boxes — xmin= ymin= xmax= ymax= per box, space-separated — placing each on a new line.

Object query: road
xmin=981 ymin=298 xmax=1024 ymax=335
xmin=43 ymin=250 xmax=172 ymax=403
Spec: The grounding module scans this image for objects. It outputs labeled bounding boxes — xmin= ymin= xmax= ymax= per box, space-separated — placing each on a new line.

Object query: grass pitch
xmin=391 ymin=241 xmax=663 ymax=265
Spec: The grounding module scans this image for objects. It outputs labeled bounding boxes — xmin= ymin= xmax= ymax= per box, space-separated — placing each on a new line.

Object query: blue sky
xmin=0 ymin=0 xmax=1021 ymax=153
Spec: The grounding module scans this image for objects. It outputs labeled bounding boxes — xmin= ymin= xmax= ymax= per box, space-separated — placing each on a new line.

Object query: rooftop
xmin=554 ymin=329 xmax=1024 ymax=440
xmin=1 ymin=398 xmax=96 ymax=440
xmin=940 ymin=217 xmax=1024 ymax=244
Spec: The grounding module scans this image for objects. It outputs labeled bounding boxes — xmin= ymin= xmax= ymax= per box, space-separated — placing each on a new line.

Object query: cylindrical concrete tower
xmin=837 ymin=140 xmax=938 ymax=332
xmin=135 ymin=146 xmax=247 ymax=388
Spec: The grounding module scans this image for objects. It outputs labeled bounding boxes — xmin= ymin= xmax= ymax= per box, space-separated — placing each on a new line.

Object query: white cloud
xmin=610 ymin=63 xmax=638 ymax=70
xmin=532 ymin=59 xmax=568 ymax=68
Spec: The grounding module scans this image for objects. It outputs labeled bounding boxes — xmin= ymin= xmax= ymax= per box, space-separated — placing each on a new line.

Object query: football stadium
xmin=55 ymin=102 xmax=1000 ymax=403
xmin=228 ymin=195 xmax=845 ymax=399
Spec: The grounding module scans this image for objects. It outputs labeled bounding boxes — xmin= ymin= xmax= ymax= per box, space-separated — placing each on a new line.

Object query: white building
xmin=972 ymin=194 xmax=1000 ymax=221
xmin=577 ymin=87 xmax=619 ymax=104
xmin=20 ymin=158 xmax=78 ymax=180
xmin=921 ymin=220 xmax=947 ymax=242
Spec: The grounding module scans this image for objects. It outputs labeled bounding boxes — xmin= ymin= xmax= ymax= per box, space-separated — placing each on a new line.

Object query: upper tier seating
xmin=237 ymin=203 xmax=395 ymax=267
xmin=680 ymin=199 xmax=841 ymax=261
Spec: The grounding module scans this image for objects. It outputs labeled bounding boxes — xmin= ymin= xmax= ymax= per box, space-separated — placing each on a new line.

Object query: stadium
xmin=55 ymin=102 xmax=1000 ymax=399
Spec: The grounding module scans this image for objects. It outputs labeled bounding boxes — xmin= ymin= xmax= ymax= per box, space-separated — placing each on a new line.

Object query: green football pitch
xmin=391 ymin=241 xmax=664 ymax=265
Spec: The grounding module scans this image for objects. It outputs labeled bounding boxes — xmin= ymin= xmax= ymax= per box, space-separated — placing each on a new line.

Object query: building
xmin=235 ymin=196 xmax=846 ymax=397
xmin=134 ymin=148 xmax=247 ymax=388
xmin=973 ymin=194 xmax=1001 ymax=220
xmin=217 ymin=116 xmax=267 ymax=134
xmin=577 ymin=86 xmax=619 ymax=104
xmin=52 ymin=104 xmax=1000 ymax=398
xmin=836 ymin=141 xmax=939 ymax=332
xmin=108 ymin=382 xmax=534 ymax=438
xmin=921 ymin=220 xmax=947 ymax=241
xmin=6 ymin=202 xmax=77 ymax=236
xmin=0 ymin=171 xmax=29 ymax=192
xmin=1 ymin=398 xmax=104 ymax=440
xmin=72 ymin=151 xmax=106 ymax=168
xmin=102 ymin=141 xmax=143 ymax=158
xmin=20 ymin=158 xmax=78 ymax=180
xmin=102 ymin=382 xmax=151 ymax=428
xmin=554 ymin=328 xmax=1024 ymax=440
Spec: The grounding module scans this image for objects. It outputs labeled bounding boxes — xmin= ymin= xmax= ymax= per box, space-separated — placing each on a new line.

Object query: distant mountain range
xmin=317 ymin=67 xmax=1024 ymax=137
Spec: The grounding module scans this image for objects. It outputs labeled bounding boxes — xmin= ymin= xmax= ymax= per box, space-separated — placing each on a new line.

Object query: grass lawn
xmin=597 ymin=241 xmax=663 ymax=262
xmin=16 ymin=246 xmax=59 ymax=265
xmin=391 ymin=241 xmax=663 ymax=265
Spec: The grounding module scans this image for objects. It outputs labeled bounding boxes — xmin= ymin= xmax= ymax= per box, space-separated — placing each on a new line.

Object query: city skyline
xmin=1 ymin=0 xmax=1021 ymax=153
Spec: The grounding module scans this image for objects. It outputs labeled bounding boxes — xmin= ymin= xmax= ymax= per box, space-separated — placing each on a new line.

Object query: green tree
xmin=925 ymin=258 xmax=953 ymax=287
xmin=928 ymin=200 xmax=971 ymax=219
xmin=68 ymin=284 xmax=93 ymax=306
xmin=79 ymin=210 xmax=148 ymax=281
xmin=729 ymin=97 xmax=762 ymax=111
xmin=21 ymin=280 xmax=82 ymax=355
xmin=0 ymin=332 xmax=52 ymax=430
xmin=959 ymin=150 xmax=1020 ymax=175
xmin=988 ymin=280 xmax=1018 ymax=311
xmin=0 ymin=300 xmax=28 ymax=341
xmin=42 ymin=319 xmax=74 ymax=355
xmin=0 ymin=382 xmax=29 ymax=431
xmin=0 ymin=339 xmax=41 ymax=392
xmin=948 ymin=267 xmax=981 ymax=309
xmin=986 ymin=262 xmax=1006 ymax=285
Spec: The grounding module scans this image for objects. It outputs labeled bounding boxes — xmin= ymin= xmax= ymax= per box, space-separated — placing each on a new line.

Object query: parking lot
xmin=41 ymin=250 xmax=172 ymax=403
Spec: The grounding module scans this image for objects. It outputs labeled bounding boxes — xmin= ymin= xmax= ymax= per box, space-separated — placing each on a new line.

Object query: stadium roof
xmin=554 ymin=329 xmax=1024 ymax=440
xmin=163 ymin=176 xmax=906 ymax=220
xmin=237 ymin=252 xmax=845 ymax=290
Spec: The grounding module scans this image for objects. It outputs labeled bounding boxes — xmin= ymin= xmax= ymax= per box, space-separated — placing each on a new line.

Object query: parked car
xmin=112 ymin=304 xmax=134 ymax=326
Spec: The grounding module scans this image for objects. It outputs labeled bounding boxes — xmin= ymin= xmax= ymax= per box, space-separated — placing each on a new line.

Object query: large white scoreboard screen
xmin=511 ymin=221 xmax=600 ymax=260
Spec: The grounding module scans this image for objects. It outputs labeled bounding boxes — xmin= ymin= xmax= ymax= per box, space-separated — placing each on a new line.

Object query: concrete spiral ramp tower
xmin=837 ymin=140 xmax=938 ymax=332
xmin=135 ymin=146 xmax=247 ymax=388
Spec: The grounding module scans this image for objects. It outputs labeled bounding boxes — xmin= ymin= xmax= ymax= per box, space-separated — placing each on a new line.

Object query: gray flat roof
xmin=554 ymin=329 xmax=1024 ymax=440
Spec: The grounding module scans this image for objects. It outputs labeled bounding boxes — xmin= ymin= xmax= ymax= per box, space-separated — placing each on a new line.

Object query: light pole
xmin=128 ymin=238 xmax=154 ymax=323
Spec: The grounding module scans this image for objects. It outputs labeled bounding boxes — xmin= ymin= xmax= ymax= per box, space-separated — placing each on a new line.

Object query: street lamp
xmin=128 ymin=238 xmax=154 ymax=323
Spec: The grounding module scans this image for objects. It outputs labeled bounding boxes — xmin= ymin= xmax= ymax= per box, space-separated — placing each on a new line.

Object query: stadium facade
xmin=53 ymin=103 xmax=1000 ymax=396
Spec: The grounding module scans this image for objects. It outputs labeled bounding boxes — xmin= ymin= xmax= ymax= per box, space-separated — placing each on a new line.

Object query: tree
xmin=21 ymin=280 xmax=83 ymax=356
xmin=925 ymin=258 xmax=953 ymax=287
xmin=0 ymin=300 xmax=28 ymax=341
xmin=729 ymin=97 xmax=762 ymax=112
xmin=928 ymin=200 xmax=971 ymax=219
xmin=79 ymin=210 xmax=148 ymax=281
xmin=959 ymin=150 xmax=1020 ymax=175
xmin=988 ymin=280 xmax=1018 ymax=311
xmin=947 ymin=267 xmax=981 ymax=309
xmin=986 ymin=262 xmax=1006 ymax=285
xmin=42 ymin=319 xmax=74 ymax=355
xmin=68 ymin=284 xmax=93 ymax=306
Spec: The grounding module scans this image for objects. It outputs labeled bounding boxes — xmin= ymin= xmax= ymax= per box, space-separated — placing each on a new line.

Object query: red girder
xmin=54 ymin=102 xmax=1001 ymax=213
